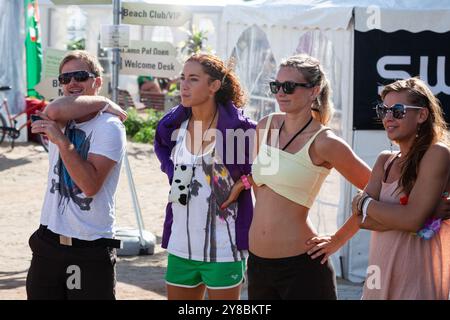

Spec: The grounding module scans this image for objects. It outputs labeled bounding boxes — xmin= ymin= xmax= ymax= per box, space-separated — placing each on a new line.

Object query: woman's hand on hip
xmin=306 ymin=234 xmax=343 ymax=264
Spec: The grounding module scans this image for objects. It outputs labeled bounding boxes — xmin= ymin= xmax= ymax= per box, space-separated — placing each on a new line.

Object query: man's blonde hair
xmin=59 ymin=50 xmax=103 ymax=77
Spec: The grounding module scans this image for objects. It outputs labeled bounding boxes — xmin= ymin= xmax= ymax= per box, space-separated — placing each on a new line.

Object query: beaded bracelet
xmin=240 ymin=175 xmax=251 ymax=190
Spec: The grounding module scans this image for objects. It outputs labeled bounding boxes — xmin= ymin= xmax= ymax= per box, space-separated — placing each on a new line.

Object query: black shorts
xmin=26 ymin=226 xmax=117 ymax=300
xmin=247 ymin=251 xmax=337 ymax=300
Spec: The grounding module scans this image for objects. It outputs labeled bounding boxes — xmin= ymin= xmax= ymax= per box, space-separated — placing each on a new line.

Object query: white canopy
xmin=220 ymin=0 xmax=450 ymax=282
xmin=223 ymin=0 xmax=354 ymax=30
xmin=224 ymin=0 xmax=450 ymax=32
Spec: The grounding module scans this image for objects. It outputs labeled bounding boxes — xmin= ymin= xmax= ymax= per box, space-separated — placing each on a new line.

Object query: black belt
xmin=38 ymin=225 xmax=122 ymax=249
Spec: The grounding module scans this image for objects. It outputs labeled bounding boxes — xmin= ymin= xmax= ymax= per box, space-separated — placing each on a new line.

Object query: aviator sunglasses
xmin=375 ymin=103 xmax=424 ymax=120
xmin=58 ymin=70 xmax=97 ymax=85
xmin=269 ymin=81 xmax=314 ymax=94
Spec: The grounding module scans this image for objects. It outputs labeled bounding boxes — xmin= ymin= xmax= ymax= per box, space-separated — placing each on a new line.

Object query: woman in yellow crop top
xmin=220 ymin=56 xmax=450 ymax=300
xmin=244 ymin=54 xmax=372 ymax=300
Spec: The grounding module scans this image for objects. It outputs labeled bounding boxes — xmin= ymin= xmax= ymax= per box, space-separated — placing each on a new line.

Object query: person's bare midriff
xmin=249 ymin=185 xmax=317 ymax=258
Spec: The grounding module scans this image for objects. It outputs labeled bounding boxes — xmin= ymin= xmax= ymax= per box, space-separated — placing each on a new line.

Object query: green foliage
xmin=67 ymin=38 xmax=85 ymax=50
xmin=167 ymin=82 xmax=179 ymax=96
xmin=181 ymin=29 xmax=209 ymax=57
xmin=133 ymin=126 xmax=156 ymax=144
xmin=123 ymin=108 xmax=163 ymax=144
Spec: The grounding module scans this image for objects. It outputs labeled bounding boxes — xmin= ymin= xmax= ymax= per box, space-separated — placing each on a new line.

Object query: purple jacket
xmin=154 ymin=101 xmax=256 ymax=250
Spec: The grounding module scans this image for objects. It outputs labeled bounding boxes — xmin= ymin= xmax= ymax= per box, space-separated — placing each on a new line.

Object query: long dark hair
xmin=381 ymin=78 xmax=449 ymax=195
xmin=186 ymin=53 xmax=247 ymax=108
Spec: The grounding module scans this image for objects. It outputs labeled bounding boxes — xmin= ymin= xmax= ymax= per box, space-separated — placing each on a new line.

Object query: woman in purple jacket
xmin=154 ymin=53 xmax=256 ymax=300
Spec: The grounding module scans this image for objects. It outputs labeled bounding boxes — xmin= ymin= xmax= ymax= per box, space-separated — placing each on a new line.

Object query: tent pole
xmin=124 ymin=155 xmax=147 ymax=249
xmin=112 ymin=0 xmax=147 ymax=251
xmin=111 ymin=0 xmax=120 ymax=103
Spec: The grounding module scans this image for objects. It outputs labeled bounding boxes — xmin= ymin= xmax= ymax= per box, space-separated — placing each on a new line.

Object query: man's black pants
xmin=26 ymin=226 xmax=117 ymax=300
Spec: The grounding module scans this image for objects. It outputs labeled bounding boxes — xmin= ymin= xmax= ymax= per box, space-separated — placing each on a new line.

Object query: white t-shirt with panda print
xmin=168 ymin=119 xmax=244 ymax=262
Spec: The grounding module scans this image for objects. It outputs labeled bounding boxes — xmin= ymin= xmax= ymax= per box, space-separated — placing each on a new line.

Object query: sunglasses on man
xmin=375 ymin=103 xmax=424 ymax=120
xmin=269 ymin=81 xmax=315 ymax=94
xmin=58 ymin=70 xmax=97 ymax=85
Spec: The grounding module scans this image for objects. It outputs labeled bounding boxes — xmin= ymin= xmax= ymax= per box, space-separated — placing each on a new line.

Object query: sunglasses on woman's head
xmin=58 ymin=70 xmax=97 ymax=85
xmin=375 ymin=103 xmax=423 ymax=120
xmin=269 ymin=81 xmax=314 ymax=94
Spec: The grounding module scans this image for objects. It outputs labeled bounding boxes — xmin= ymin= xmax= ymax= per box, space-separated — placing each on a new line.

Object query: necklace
xmin=278 ymin=116 xmax=313 ymax=151
xmin=189 ymin=107 xmax=218 ymax=159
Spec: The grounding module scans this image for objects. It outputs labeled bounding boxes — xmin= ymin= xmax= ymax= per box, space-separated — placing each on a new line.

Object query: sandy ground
xmin=0 ymin=141 xmax=171 ymax=300
xmin=0 ymin=141 xmax=363 ymax=300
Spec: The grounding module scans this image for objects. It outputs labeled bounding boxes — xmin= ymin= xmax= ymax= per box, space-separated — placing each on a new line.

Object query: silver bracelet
xmin=362 ymin=198 xmax=372 ymax=223
xmin=357 ymin=193 xmax=369 ymax=213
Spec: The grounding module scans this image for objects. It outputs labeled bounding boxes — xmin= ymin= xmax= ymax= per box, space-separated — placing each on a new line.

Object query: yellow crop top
xmin=252 ymin=113 xmax=331 ymax=208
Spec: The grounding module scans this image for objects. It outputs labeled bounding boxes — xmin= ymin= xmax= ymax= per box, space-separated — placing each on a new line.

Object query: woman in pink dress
xmin=353 ymin=78 xmax=450 ymax=299
xmin=307 ymin=77 xmax=450 ymax=299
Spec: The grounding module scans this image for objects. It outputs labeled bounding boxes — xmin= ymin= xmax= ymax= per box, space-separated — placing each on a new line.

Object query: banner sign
xmin=51 ymin=1 xmax=112 ymax=4
xmin=353 ymin=29 xmax=450 ymax=130
xmin=120 ymin=40 xmax=181 ymax=78
xmin=121 ymin=2 xmax=191 ymax=26
xmin=25 ymin=0 xmax=43 ymax=98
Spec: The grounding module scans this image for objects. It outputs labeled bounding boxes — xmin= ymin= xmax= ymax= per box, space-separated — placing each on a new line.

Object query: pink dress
xmin=362 ymin=171 xmax=450 ymax=299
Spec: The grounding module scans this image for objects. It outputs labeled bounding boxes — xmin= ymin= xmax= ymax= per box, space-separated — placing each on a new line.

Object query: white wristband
xmin=100 ymin=103 xmax=109 ymax=113
xmin=362 ymin=198 xmax=372 ymax=223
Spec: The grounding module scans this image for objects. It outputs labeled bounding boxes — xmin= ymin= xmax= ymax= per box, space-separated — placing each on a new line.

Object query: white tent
xmin=38 ymin=0 xmax=247 ymax=55
xmin=0 ymin=1 xmax=26 ymax=115
xmin=218 ymin=0 xmax=450 ymax=282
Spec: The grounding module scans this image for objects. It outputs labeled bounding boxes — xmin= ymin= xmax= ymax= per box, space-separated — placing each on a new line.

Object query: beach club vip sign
xmin=119 ymin=41 xmax=182 ymax=78
xmin=121 ymin=2 xmax=191 ymax=27
xmin=117 ymin=2 xmax=187 ymax=78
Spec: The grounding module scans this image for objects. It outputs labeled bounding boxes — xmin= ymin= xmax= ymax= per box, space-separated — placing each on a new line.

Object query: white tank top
xmin=168 ymin=119 xmax=244 ymax=262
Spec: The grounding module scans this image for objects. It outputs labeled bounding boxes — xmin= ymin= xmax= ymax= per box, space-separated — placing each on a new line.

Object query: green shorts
xmin=165 ymin=253 xmax=246 ymax=289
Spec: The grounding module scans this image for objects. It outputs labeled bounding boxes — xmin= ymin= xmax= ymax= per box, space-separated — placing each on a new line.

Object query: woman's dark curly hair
xmin=186 ymin=53 xmax=247 ymax=108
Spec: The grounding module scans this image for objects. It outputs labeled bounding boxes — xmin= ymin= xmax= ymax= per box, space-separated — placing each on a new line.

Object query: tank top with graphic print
xmin=168 ymin=119 xmax=245 ymax=262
